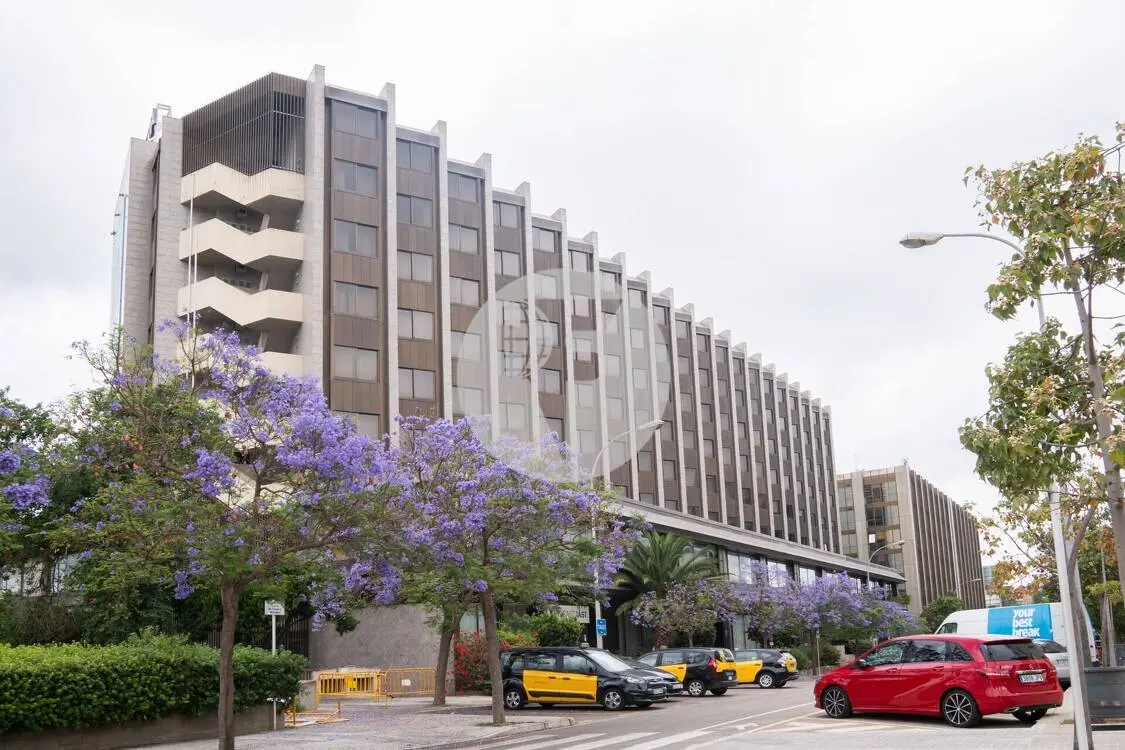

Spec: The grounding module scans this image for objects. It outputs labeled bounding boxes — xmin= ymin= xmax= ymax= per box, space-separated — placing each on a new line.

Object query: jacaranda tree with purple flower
xmin=0 ymin=389 xmax=54 ymax=565
xmin=58 ymin=326 xmax=408 ymax=750
xmin=629 ymin=579 xmax=736 ymax=648
xmin=393 ymin=415 xmax=642 ymax=724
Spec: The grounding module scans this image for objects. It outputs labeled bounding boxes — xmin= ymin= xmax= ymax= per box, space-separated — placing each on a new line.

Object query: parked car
xmin=731 ymin=652 xmax=764 ymax=685
xmin=635 ymin=647 xmax=739 ymax=697
xmin=813 ymin=635 xmax=1063 ymax=728
xmin=734 ymin=648 xmax=799 ymax=688
xmin=619 ymin=656 xmax=684 ymax=695
xmin=1033 ymin=639 xmax=1071 ymax=688
xmin=499 ymin=647 xmax=670 ymax=711
xmin=935 ymin=603 xmax=1098 ymax=665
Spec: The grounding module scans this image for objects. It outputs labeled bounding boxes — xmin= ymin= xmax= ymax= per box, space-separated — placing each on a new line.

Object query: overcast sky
xmin=2 ymin=0 xmax=1123 ymax=533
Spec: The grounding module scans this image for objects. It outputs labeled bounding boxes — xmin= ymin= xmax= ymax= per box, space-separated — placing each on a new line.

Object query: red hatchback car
xmin=814 ymin=634 xmax=1063 ymax=728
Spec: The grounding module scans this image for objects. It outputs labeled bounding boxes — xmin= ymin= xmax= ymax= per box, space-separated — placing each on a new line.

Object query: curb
xmin=417 ymin=717 xmax=581 ymax=749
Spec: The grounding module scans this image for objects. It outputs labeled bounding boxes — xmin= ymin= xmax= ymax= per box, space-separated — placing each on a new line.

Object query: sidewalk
xmin=1034 ymin=689 xmax=1125 ymax=749
xmin=145 ymin=696 xmax=584 ymax=750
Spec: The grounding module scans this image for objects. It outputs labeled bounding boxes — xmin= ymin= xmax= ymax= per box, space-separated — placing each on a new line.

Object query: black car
xmin=500 ymin=646 xmax=670 ymax=710
xmin=734 ymin=648 xmax=799 ymax=688
xmin=635 ymin=647 xmax=739 ymax=697
xmin=619 ymin=656 xmax=684 ymax=695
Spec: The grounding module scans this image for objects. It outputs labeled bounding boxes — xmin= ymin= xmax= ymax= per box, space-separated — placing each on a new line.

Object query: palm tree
xmin=615 ymin=531 xmax=719 ymax=614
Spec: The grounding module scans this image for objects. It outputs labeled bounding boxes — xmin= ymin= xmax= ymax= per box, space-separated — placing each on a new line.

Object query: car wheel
xmin=821 ymin=686 xmax=853 ymax=719
xmin=1013 ymin=707 xmax=1049 ymax=724
xmin=710 ymin=688 xmax=728 ymax=696
xmin=601 ymin=688 xmax=625 ymax=711
xmin=503 ymin=687 xmax=526 ymax=710
xmin=941 ymin=689 xmax=982 ymax=728
xmin=685 ymin=679 xmax=707 ymax=697
xmin=757 ymin=672 xmax=775 ymax=689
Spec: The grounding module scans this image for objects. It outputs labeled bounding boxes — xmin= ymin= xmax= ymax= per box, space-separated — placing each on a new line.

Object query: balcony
xmin=181 ymin=163 xmax=303 ymax=212
xmin=177 ymin=277 xmax=303 ymax=333
xmin=180 ymin=219 xmax=303 ymax=271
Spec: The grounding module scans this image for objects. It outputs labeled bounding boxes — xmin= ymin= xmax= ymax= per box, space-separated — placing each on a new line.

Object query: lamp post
xmin=865 ymin=539 xmax=910 ymax=589
xmin=900 ymin=231 xmax=1091 ymax=750
xmin=588 ymin=419 xmax=664 ymax=650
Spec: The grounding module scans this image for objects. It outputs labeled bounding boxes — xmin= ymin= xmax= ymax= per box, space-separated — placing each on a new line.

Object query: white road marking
xmin=464 ymin=734 xmax=561 ymax=749
xmin=560 ymin=732 xmax=659 ymax=749
xmin=485 ymin=733 xmax=603 ymax=750
xmin=625 ymin=729 xmax=715 ymax=749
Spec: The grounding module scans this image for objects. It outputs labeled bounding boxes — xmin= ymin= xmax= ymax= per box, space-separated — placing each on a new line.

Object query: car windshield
xmin=586 ymin=651 xmax=633 ymax=673
xmin=981 ymin=640 xmax=1046 ymax=661
xmin=1035 ymin=640 xmax=1067 ymax=654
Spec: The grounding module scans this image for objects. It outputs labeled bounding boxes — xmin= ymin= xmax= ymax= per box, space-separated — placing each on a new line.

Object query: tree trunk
xmin=1062 ymin=246 xmax=1125 ymax=608
xmin=433 ymin=605 xmax=459 ymax=706
xmin=217 ymin=580 xmax=241 ymax=750
xmin=481 ymin=588 xmax=504 ymax=725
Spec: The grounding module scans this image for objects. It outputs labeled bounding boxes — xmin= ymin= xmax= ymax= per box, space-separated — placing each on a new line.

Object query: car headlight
xmin=626 ymin=677 xmax=645 ymax=685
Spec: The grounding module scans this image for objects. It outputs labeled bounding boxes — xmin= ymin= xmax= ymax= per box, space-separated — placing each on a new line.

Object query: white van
xmin=935 ymin=602 xmax=1097 ymax=683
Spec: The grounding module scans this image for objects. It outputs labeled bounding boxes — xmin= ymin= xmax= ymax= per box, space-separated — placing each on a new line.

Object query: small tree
xmin=630 ymin=579 xmax=733 ymax=648
xmin=58 ymin=327 xmax=408 ymax=750
xmin=920 ymin=596 xmax=964 ymax=632
xmin=0 ymin=391 xmax=52 ymax=563
xmin=615 ymin=531 xmax=718 ymax=614
xmin=394 ymin=416 xmax=641 ymax=724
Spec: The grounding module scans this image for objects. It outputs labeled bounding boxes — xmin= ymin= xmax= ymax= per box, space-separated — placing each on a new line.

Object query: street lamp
xmin=901 ymin=230 xmax=1091 ymax=750
xmin=588 ymin=419 xmax=664 ymax=649
xmin=865 ymin=539 xmax=910 ymax=589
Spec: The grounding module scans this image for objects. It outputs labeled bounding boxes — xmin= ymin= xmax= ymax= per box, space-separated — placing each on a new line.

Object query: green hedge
xmin=0 ymin=632 xmax=306 ymax=734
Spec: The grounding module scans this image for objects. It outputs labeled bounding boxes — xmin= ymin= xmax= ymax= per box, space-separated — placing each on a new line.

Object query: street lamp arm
xmin=937 ymin=232 xmax=1025 ymax=255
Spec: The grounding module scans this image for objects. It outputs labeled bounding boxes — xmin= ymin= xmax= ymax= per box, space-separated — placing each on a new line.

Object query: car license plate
xmin=1019 ymin=673 xmax=1046 ymax=684
xmin=725 ymin=671 xmax=736 ymax=679
xmin=653 ymin=687 xmax=665 ymax=695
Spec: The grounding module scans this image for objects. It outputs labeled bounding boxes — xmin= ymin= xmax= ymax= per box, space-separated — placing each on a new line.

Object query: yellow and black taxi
xmin=500 ymin=646 xmax=671 ymax=710
xmin=636 ymin=647 xmax=739 ymax=697
xmin=734 ymin=648 xmax=799 ymax=688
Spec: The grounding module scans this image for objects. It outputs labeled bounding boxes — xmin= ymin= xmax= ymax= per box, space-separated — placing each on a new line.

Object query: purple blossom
xmin=0 ymin=450 xmax=22 ymax=475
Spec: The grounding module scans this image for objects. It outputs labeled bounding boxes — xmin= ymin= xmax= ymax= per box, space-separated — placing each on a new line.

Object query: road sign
xmin=264 ymin=600 xmax=285 ymax=617
xmin=596 ymin=618 xmax=607 ymax=637
xmin=556 ymin=605 xmax=591 ymax=624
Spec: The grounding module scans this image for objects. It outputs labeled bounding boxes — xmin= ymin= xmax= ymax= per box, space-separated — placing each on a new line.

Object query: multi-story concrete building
xmin=110 ymin=67 xmax=903 ymax=653
xmin=836 ymin=464 xmax=985 ymax=615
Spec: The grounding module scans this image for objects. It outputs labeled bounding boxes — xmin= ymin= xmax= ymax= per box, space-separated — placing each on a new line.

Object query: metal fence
xmin=312 ymin=668 xmax=437 ymax=708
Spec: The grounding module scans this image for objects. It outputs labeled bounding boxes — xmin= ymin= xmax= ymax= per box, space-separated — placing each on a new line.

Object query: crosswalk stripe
xmin=468 ymin=734 xmax=559 ymax=749
xmin=499 ymin=733 xmax=607 ymax=750
xmin=625 ymin=729 xmax=714 ymax=749
xmin=560 ymin=731 xmax=659 ymax=750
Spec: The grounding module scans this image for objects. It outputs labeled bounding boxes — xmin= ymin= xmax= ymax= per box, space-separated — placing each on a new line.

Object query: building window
xmin=450 ymin=174 xmax=478 ymax=203
xmin=676 ymin=320 xmax=691 ymax=339
xmin=706 ymin=475 xmax=719 ymax=493
xmin=738 ymin=422 xmax=749 ymax=440
xmin=686 ymin=468 xmax=699 ymax=486
xmin=630 ymin=328 xmax=647 ymax=350
xmin=702 ymin=403 xmax=714 ymax=422
xmin=535 ymin=274 xmax=559 ymax=300
xmin=578 ymin=429 xmax=597 ymax=454
xmin=637 ymin=408 xmax=651 ymax=425
xmin=450 ymin=224 xmax=479 ymax=253
xmin=741 ymin=454 xmax=750 ymax=471
xmin=496 ymin=250 xmax=522 ymax=277
xmin=663 ymin=460 xmax=677 ymax=479
xmin=500 ymin=402 xmax=526 ymax=430
xmin=723 ymin=446 xmax=733 ymax=465
xmin=398 ymin=308 xmax=434 ymax=340
xmin=574 ymin=337 xmax=594 ymax=362
xmin=546 ymin=417 xmax=564 ymax=438
xmin=577 ymin=383 xmax=595 ymax=408
xmin=629 ymin=288 xmax=646 ymax=308
xmin=333 ymin=345 xmax=379 ymax=381
xmin=334 ymin=282 xmax=378 ymax=318
xmin=396 ymin=140 xmax=433 ymax=174
xmin=333 ymin=101 xmax=378 ymax=138
xmin=533 ymin=228 xmax=558 ymax=252
xmin=452 ymin=331 xmax=482 ymax=361
xmin=696 ymin=333 xmax=710 ymax=352
xmin=681 ymin=393 xmax=694 ymax=412
xmin=570 ymin=250 xmax=592 ymax=271
xmin=333 ymin=159 xmax=377 ymax=196
xmin=494 ymin=202 xmax=521 ymax=228
xmin=607 ymin=397 xmax=624 ymax=420
xmin=610 ymin=441 xmax=628 ymax=465
xmin=538 ymin=320 xmax=560 ymax=348
xmin=699 ymin=367 xmax=710 ymax=384
xmin=736 ymin=390 xmax=746 ymax=407
xmin=600 ymin=270 xmax=618 ymax=290
xmin=683 ymin=428 xmax=696 ymax=446
xmin=678 ymin=355 xmax=691 ymax=373
xmin=571 ymin=294 xmax=592 ymax=317
xmin=396 ymin=194 xmax=433 ymax=228
xmin=540 ymin=368 xmax=562 ymax=394
xmin=334 ymin=220 xmax=377 ymax=257
xmin=603 ymin=311 xmax=619 ymax=331
xmin=605 ymin=354 xmax=622 ymax=376
xmin=704 ymin=439 xmax=715 ymax=458
xmin=633 ymin=368 xmax=649 ymax=389
xmin=638 ymin=450 xmax=654 ymax=471
xmin=338 ymin=410 xmax=381 ymax=437
xmin=453 ymin=386 xmax=484 ymax=414
xmin=399 ymin=368 xmax=436 ymax=400
xmin=397 ymin=250 xmax=433 ymax=283
xmin=450 ymin=277 xmax=480 ymax=307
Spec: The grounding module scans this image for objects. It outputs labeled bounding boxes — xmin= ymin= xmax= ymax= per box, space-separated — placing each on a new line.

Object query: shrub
xmin=453 ymin=630 xmax=537 ymax=693
xmin=788 ymin=641 xmax=842 ymax=671
xmin=528 ymin=613 xmax=584 ymax=647
xmin=0 ymin=631 xmax=306 ymax=734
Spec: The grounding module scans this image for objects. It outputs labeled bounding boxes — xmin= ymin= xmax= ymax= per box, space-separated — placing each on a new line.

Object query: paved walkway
xmin=145 ymin=697 xmax=584 ymax=750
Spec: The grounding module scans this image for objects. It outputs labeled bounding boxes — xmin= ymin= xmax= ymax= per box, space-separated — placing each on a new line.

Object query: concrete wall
xmin=308 ymin=604 xmax=442 ymax=671
xmin=4 ymin=705 xmax=273 ymax=750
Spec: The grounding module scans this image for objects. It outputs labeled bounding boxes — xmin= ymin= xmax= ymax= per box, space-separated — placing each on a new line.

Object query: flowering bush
xmin=452 ymin=630 xmax=537 ymax=693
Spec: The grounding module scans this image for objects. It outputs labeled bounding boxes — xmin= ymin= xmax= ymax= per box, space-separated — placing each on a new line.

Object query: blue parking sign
xmin=596 ymin=618 xmax=607 ymax=637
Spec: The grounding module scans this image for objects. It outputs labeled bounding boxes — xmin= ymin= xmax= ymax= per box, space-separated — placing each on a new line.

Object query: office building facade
xmin=111 ymin=68 xmax=903 ymax=644
xmin=837 ymin=464 xmax=985 ymax=614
